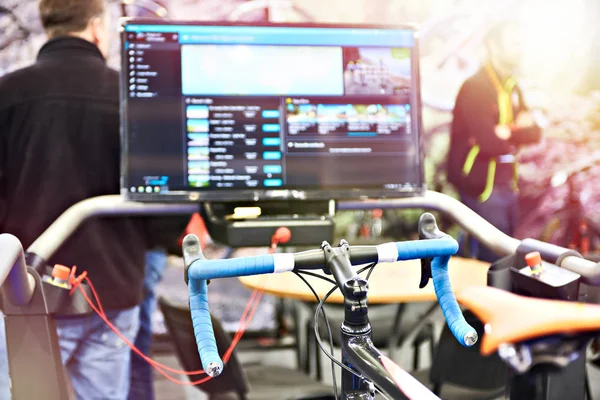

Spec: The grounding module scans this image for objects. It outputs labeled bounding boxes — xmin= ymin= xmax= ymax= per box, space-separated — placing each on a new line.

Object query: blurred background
xmin=2 ymin=0 xmax=600 ymax=251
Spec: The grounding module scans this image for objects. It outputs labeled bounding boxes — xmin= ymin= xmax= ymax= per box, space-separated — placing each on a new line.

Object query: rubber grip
xmin=395 ymin=237 xmax=458 ymax=260
xmin=189 ymin=277 xmax=222 ymax=373
xmin=431 ymin=255 xmax=477 ymax=347
xmin=187 ymin=254 xmax=276 ymax=375
xmin=188 ymin=255 xmax=275 ymax=280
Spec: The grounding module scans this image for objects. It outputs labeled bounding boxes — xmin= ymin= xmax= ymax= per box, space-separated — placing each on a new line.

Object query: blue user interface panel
xmin=121 ymin=22 xmax=423 ymax=201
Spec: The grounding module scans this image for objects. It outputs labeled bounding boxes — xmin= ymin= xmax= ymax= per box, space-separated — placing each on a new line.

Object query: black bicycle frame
xmin=323 ymin=240 xmax=418 ymax=399
xmin=343 ymin=333 xmax=408 ymax=399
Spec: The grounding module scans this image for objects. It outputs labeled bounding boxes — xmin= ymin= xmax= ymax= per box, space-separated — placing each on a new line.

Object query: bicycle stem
xmin=322 ymin=240 xmax=374 ymax=396
xmin=322 ymin=240 xmax=369 ymax=326
xmin=319 ymin=239 xmax=433 ymax=399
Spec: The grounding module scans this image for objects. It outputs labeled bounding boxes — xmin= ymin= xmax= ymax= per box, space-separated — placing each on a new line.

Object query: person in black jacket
xmin=447 ymin=21 xmax=542 ymax=262
xmin=0 ymin=1 xmax=151 ymax=398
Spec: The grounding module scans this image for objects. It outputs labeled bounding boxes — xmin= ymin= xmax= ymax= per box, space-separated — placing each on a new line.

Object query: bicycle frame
xmin=562 ymin=167 xmax=600 ymax=258
xmin=321 ymin=242 xmax=439 ymax=399
xmin=534 ymin=154 xmax=600 ymax=257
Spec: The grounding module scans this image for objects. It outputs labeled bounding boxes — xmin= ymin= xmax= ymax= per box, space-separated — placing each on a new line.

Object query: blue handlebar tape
xmin=188 ymin=254 xmax=276 ymax=280
xmin=431 ymin=255 xmax=477 ymax=347
xmin=189 ymin=278 xmax=222 ymax=373
xmin=188 ymin=255 xmax=276 ymax=373
xmin=395 ymin=237 xmax=458 ymax=260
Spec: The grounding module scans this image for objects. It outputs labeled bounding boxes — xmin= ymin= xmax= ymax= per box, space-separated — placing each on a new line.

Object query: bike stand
xmin=2 ymin=259 xmax=95 ymax=400
xmin=0 ymin=196 xmax=198 ymax=400
xmin=488 ymin=243 xmax=587 ymax=400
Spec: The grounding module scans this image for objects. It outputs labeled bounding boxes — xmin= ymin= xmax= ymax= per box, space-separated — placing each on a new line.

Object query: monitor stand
xmin=200 ymin=200 xmax=335 ymax=247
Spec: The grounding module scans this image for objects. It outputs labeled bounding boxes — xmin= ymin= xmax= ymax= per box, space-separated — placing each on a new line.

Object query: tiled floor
xmin=154 ymin=341 xmax=600 ymax=400
xmin=153 ymin=331 xmax=600 ymax=400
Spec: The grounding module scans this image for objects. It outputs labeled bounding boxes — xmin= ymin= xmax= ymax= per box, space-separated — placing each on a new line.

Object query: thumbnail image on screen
xmin=342 ymin=47 xmax=411 ymax=96
xmin=287 ymin=103 xmax=410 ymax=136
xmin=121 ymin=22 xmax=423 ymax=201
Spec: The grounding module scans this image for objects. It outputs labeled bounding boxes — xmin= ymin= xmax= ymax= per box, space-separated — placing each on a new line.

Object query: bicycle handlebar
xmin=186 ymin=226 xmax=477 ymax=377
xmin=27 ymin=195 xmax=199 ymax=261
xmin=339 ymin=191 xmax=521 ymax=256
xmin=339 ymin=191 xmax=600 ymax=284
xmin=2 ymin=190 xmax=598 ymax=366
xmin=1 ymin=195 xmax=198 ymax=309
xmin=18 ymin=191 xmax=600 ymax=284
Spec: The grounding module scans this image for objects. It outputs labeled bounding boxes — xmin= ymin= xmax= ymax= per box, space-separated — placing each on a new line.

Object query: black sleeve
xmin=458 ymin=79 xmax=514 ymax=156
xmin=509 ymin=85 xmax=542 ymax=146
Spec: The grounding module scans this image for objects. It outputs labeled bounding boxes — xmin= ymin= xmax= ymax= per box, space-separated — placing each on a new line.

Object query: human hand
xmin=494 ymin=124 xmax=512 ymax=140
xmin=515 ymin=111 xmax=535 ymax=128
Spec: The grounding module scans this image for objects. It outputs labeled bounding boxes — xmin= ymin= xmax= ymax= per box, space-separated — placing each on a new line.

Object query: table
xmin=240 ymin=256 xmax=490 ymax=374
xmin=239 ymin=257 xmax=490 ymax=304
xmin=240 ymin=256 xmax=490 ymax=375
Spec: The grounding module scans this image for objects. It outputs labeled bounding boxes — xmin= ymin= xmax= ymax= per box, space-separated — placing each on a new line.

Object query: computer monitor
xmin=120 ymin=20 xmax=424 ymax=202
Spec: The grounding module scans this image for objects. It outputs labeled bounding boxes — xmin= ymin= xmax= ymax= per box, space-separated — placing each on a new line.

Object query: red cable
xmin=269 ymin=227 xmax=291 ymax=253
xmin=224 ymin=290 xmax=265 ymax=362
xmin=226 ymin=232 xmax=284 ymax=358
xmin=225 ymin=231 xmax=281 ymax=360
xmin=77 ymin=281 xmax=258 ymax=386
xmin=74 ymin=274 xmax=264 ymax=383
xmin=68 ymin=236 xmax=284 ymax=386
xmin=78 ymin=279 xmax=207 ymax=379
xmin=222 ymin=288 xmax=261 ymax=363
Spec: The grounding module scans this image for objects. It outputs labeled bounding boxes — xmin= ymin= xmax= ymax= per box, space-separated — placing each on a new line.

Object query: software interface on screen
xmin=122 ymin=23 xmax=422 ymax=198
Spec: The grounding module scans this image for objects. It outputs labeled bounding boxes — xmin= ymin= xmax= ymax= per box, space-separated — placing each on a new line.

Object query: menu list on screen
xmin=122 ymin=24 xmax=422 ymax=198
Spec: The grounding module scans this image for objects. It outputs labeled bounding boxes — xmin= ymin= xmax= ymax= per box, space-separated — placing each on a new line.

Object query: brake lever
xmin=418 ymin=213 xmax=445 ymax=289
xmin=419 ymin=258 xmax=432 ymax=289
xmin=182 ymin=234 xmax=207 ymax=285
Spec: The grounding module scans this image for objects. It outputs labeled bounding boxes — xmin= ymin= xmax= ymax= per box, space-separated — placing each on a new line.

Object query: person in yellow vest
xmin=447 ymin=21 xmax=542 ymax=262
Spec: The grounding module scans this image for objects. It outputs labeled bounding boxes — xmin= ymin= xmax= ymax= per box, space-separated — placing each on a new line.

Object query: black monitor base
xmin=200 ymin=200 xmax=335 ymax=247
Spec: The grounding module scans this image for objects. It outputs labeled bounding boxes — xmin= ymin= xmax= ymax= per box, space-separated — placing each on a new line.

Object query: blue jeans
xmin=56 ymin=306 xmax=140 ymax=400
xmin=0 ymin=305 xmax=140 ymax=400
xmin=0 ymin=314 xmax=9 ymax=400
xmin=128 ymin=248 xmax=168 ymax=400
xmin=460 ymin=186 xmax=519 ymax=263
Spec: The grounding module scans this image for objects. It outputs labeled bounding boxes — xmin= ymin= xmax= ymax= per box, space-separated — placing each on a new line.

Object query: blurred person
xmin=0 ymin=0 xmax=153 ymax=398
xmin=447 ymin=20 xmax=542 ymax=262
xmin=129 ymin=215 xmax=204 ymax=400
xmin=128 ymin=248 xmax=167 ymax=400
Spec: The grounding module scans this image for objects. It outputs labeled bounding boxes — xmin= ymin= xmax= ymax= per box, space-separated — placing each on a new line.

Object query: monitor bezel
xmin=119 ymin=18 xmax=426 ymax=202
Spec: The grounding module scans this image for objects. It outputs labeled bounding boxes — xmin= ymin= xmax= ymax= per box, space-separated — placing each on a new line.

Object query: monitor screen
xmin=120 ymin=20 xmax=424 ymax=202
